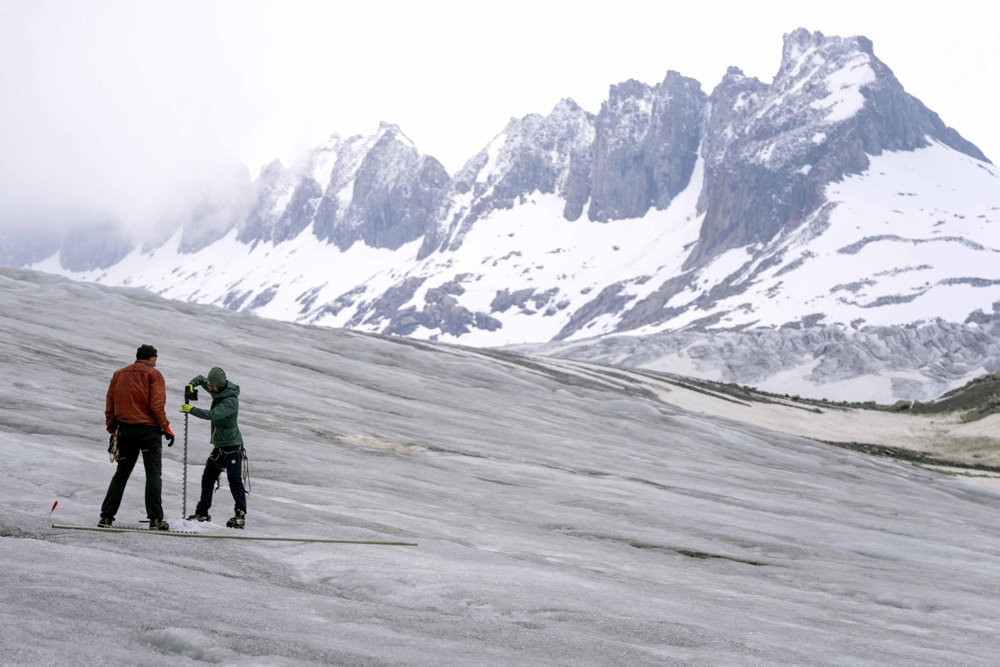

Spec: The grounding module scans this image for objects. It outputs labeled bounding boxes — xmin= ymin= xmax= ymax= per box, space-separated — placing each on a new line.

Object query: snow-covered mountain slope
xmin=3 ymin=267 xmax=1000 ymax=664
xmin=688 ymin=142 xmax=999 ymax=330
xmin=35 ymin=141 xmax=1000 ymax=339
xmin=33 ymin=141 xmax=1000 ymax=402
xmin=17 ymin=29 xmax=1000 ymax=403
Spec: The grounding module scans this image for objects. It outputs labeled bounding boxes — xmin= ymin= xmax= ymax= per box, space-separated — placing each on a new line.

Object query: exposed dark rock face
xmin=492 ymin=287 xmax=561 ymax=315
xmin=362 ymin=276 xmax=502 ymax=338
xmin=555 ymin=283 xmax=633 ymax=341
xmin=384 ymin=296 xmax=502 ymax=338
xmin=334 ymin=127 xmax=450 ymax=251
xmin=347 ymin=276 xmax=426 ymax=329
xmin=614 ymin=273 xmax=698 ymax=333
xmin=589 ymin=71 xmax=706 ymax=222
xmin=274 ymin=177 xmax=323 ymax=244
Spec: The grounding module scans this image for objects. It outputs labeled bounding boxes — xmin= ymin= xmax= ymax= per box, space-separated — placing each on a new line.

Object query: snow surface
xmin=636 ymin=142 xmax=1000 ymax=334
xmin=810 ymin=53 xmax=875 ymax=123
xmin=3 ymin=267 xmax=1000 ymax=664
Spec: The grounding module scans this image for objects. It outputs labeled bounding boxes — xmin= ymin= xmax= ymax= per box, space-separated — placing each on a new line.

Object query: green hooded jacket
xmin=187 ymin=376 xmax=243 ymax=448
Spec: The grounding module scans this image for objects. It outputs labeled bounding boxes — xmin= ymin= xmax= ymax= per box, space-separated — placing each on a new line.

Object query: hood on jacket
xmin=211 ymin=381 xmax=239 ymax=399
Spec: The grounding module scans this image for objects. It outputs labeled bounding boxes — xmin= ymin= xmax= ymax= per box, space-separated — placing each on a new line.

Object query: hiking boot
xmin=149 ymin=518 xmax=170 ymax=531
xmin=186 ymin=513 xmax=211 ymax=522
xmin=226 ymin=508 xmax=245 ymax=529
xmin=98 ymin=516 xmax=113 ymax=528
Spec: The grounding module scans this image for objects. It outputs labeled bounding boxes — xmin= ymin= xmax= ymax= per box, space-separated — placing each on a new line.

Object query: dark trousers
xmin=101 ymin=424 xmax=164 ymax=521
xmin=195 ymin=446 xmax=246 ymax=515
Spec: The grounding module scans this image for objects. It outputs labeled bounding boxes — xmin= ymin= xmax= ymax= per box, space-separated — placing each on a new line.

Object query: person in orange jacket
xmin=99 ymin=344 xmax=174 ymax=530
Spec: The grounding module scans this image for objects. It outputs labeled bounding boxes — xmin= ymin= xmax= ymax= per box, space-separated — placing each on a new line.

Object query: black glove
xmin=163 ymin=429 xmax=175 ymax=447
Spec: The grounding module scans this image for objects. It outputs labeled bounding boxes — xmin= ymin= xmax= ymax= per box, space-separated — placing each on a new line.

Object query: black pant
xmin=100 ymin=423 xmax=164 ymax=521
xmin=195 ymin=446 xmax=246 ymax=516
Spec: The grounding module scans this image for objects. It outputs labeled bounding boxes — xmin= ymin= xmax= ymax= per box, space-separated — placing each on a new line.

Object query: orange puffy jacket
xmin=105 ymin=361 xmax=171 ymax=434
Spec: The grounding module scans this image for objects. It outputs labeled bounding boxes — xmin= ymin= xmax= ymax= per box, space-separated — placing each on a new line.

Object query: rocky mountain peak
xmin=316 ymin=125 xmax=450 ymax=251
xmin=438 ymin=98 xmax=596 ymax=252
xmin=375 ymin=120 xmax=409 ymax=138
xmin=780 ymin=28 xmax=873 ymax=66
xmin=222 ymin=123 xmax=452 ymax=252
xmin=588 ymin=70 xmax=705 ymax=222
xmin=687 ymin=27 xmax=987 ymax=267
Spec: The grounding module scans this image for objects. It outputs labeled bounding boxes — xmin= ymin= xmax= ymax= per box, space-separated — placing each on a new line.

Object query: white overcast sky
xmin=1 ymin=0 xmax=997 ymax=231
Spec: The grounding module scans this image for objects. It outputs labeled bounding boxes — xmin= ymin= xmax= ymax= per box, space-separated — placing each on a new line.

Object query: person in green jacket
xmin=180 ymin=367 xmax=247 ymax=528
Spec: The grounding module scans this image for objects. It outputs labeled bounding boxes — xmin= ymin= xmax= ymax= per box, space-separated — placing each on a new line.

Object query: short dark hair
xmin=136 ymin=344 xmax=158 ymax=360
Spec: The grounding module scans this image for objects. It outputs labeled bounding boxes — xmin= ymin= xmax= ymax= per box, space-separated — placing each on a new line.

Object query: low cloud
xmin=0 ymin=2 xmax=270 ymax=238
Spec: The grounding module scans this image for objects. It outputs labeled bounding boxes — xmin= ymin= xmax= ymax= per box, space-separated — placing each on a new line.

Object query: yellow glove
xmin=179 ymin=404 xmax=193 ymax=413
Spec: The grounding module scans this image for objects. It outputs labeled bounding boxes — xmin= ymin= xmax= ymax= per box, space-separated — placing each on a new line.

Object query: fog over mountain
xmin=6 ymin=29 xmax=1000 ymax=403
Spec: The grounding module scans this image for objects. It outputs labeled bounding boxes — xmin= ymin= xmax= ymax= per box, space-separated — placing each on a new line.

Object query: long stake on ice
xmin=50 ymin=523 xmax=418 ymax=544
xmin=49 ymin=501 xmax=417 ymax=545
